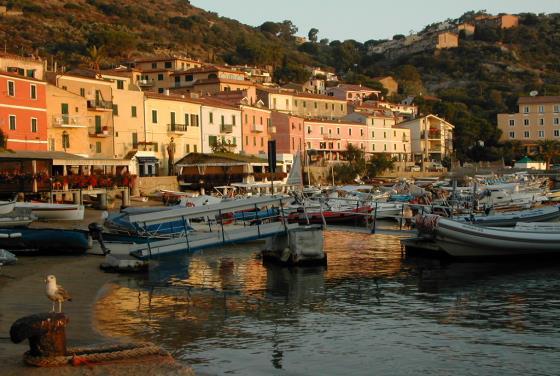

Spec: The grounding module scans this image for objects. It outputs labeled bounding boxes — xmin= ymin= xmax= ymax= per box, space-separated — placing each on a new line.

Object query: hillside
xmin=2 ymin=1 xmax=560 ymax=161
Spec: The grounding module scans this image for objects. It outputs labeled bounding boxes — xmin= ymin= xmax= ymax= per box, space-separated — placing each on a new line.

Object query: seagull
xmin=45 ymin=275 xmax=72 ymax=313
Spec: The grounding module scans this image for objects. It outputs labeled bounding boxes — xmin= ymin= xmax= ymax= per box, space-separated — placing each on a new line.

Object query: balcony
xmin=51 ymin=115 xmax=88 ymax=128
xmin=323 ymin=134 xmax=340 ymax=141
xmin=221 ymin=124 xmax=233 ymax=133
xmin=88 ymin=125 xmax=112 ymax=137
xmin=87 ymin=99 xmax=113 ymax=111
xmin=167 ymin=123 xmax=189 ymax=133
xmin=268 ymin=125 xmax=277 ymax=134
xmin=137 ymin=79 xmax=154 ymax=87
xmin=421 ymin=131 xmax=441 ymax=139
xmin=251 ymin=124 xmax=264 ymax=133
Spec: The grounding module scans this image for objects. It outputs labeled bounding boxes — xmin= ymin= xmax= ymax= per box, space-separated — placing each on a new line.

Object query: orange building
xmin=0 ymin=72 xmax=47 ymax=151
xmin=271 ymin=112 xmax=305 ymax=155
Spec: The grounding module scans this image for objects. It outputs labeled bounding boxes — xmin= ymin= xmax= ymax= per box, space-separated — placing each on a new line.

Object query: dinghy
xmin=15 ymin=202 xmax=85 ymax=221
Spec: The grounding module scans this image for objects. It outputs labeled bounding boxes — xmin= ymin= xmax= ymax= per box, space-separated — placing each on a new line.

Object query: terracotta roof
xmin=144 ymin=92 xmax=202 ymax=105
xmin=175 ymin=152 xmax=266 ymax=166
xmin=518 ymin=96 xmax=560 ymax=104
xmin=171 ymin=65 xmax=246 ymax=76
xmin=293 ymin=92 xmax=347 ymax=102
xmin=193 ymin=77 xmax=253 ymax=86
xmin=331 ymin=84 xmax=379 ymax=92
xmin=127 ymin=56 xmax=202 ymax=64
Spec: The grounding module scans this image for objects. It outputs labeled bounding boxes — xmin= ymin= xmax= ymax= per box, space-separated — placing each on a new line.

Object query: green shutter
xmin=152 ymin=110 xmax=158 ymax=123
xmin=131 ymin=106 xmax=137 ymax=117
xmin=95 ymin=116 xmax=102 ymax=133
xmin=112 ymin=104 xmax=119 ymax=116
xmin=132 ymin=132 xmax=138 ymax=148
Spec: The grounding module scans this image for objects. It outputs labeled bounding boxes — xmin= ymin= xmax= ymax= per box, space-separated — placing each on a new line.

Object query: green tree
xmin=536 ymin=139 xmax=560 ymax=169
xmin=366 ymin=154 xmax=394 ymax=177
xmin=81 ymin=45 xmax=105 ymax=70
xmin=210 ymin=139 xmax=236 ymax=154
xmin=308 ymin=28 xmax=319 ymax=43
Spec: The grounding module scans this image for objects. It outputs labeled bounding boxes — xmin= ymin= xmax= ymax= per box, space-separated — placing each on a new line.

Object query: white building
xmin=198 ymin=98 xmax=242 ymax=153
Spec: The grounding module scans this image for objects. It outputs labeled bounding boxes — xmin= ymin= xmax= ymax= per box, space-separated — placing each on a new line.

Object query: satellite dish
xmin=530 ymin=90 xmax=539 ymax=97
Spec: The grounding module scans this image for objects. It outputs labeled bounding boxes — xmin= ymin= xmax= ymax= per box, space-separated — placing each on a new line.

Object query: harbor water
xmin=94 ymin=231 xmax=560 ymax=375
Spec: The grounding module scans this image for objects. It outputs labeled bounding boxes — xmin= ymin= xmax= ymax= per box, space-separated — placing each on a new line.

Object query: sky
xmin=190 ymin=0 xmax=559 ymax=42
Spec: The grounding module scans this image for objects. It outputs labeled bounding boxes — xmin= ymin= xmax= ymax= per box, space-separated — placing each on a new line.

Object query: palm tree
xmin=536 ymin=139 xmax=560 ymax=170
xmin=82 ymin=45 xmax=106 ymax=71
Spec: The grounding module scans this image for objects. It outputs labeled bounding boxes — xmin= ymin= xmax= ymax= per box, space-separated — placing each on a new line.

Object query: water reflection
xmin=94 ymin=232 xmax=560 ymax=375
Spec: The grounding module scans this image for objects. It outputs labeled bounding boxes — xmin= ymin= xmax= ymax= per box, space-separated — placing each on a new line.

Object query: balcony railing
xmin=167 ymin=123 xmax=188 ymax=133
xmin=221 ymin=124 xmax=233 ymax=133
xmin=421 ymin=131 xmax=441 ymax=139
xmin=251 ymin=124 xmax=264 ymax=133
xmin=51 ymin=115 xmax=89 ymax=128
xmin=87 ymin=99 xmax=113 ymax=110
xmin=88 ymin=126 xmax=112 ymax=137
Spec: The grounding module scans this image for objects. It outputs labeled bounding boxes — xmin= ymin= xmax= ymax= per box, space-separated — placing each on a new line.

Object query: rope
xmin=23 ymin=342 xmax=170 ymax=367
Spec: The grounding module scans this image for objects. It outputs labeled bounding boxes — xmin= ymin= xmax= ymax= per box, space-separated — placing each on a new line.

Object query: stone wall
xmin=135 ymin=176 xmax=179 ymax=196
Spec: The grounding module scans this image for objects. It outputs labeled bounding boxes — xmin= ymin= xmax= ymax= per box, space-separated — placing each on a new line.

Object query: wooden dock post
xmin=122 ymin=187 xmax=130 ymax=207
xmin=98 ymin=192 xmax=108 ymax=210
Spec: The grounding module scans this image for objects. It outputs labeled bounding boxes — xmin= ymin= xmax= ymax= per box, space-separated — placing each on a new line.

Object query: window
xmin=360 ymin=129 xmax=364 ymax=136
xmin=232 ymin=115 xmax=236 ymax=126
xmin=294 ymin=100 xmax=298 ymax=106
xmin=117 ymin=80 xmax=124 ymax=90
xmin=332 ymin=104 xmax=334 ymax=110
xmin=314 ymin=102 xmax=318 ymax=109
xmin=112 ymin=104 xmax=119 ymax=116
xmin=538 ymin=130 xmax=545 ymax=138
xmin=194 ymin=145 xmax=197 ymax=153
xmin=285 ymin=99 xmax=289 ymax=108
xmin=539 ymin=118 xmax=545 ymax=126
xmin=555 ymin=118 xmax=560 ymax=125
xmin=524 ymin=131 xmax=530 ymax=138
xmin=30 ymin=84 xmax=37 ymax=100
xmin=524 ymin=119 xmax=529 ymax=126
xmin=132 ymin=133 xmax=138 ymax=148
xmin=152 ymin=110 xmax=158 ymax=123
xmin=273 ymin=98 xmax=277 ymax=109
xmin=157 ymin=74 xmax=164 ymax=81
xmin=62 ymin=131 xmax=70 ymax=149
xmin=185 ymin=75 xmax=194 ymax=81
xmin=95 ymin=116 xmax=102 ymax=133
xmin=320 ymin=127 xmax=324 ymax=135
xmin=384 ymin=144 xmax=387 ymax=151
xmin=509 ymin=119 xmax=515 ymax=126
xmin=80 ymin=88 xmax=85 ymax=97
xmin=184 ymin=113 xmax=189 ymax=126
xmin=253 ymin=136 xmax=256 ymax=146
xmin=151 ymin=63 xmax=157 ymax=69
xmin=209 ymin=135 xmax=218 ymax=146
xmin=154 ymin=143 xmax=158 ymax=152
xmin=164 ymin=61 xmax=172 ymax=69
xmin=554 ymin=105 xmax=559 ymax=113
xmin=337 ymin=128 xmax=340 ymax=135
xmin=554 ymin=130 xmax=560 ymax=137
xmin=7 ymin=80 xmax=15 ymax=96
xmin=9 ymin=115 xmax=16 ymax=130
xmin=96 ymin=141 xmax=101 ymax=153
xmin=303 ymin=101 xmax=306 ymax=108
xmin=539 ymin=105 xmax=544 ymax=113
xmin=185 ymin=144 xmax=190 ymax=153
xmin=131 ymin=106 xmax=137 ymax=117
xmin=383 ymin=132 xmax=387 ymax=139
xmin=307 ymin=126 xmax=311 ymax=134
xmin=191 ymin=114 xmax=199 ymax=127
xmin=245 ymin=135 xmax=249 ymax=145
xmin=349 ymin=129 xmax=352 ymax=136
xmin=158 ymin=88 xmax=164 ymax=94
xmin=372 ymin=144 xmax=375 ymax=151
xmin=221 ymin=115 xmax=225 ymax=125
xmin=209 ymin=112 xmax=214 ymax=124
xmin=31 ymin=118 xmax=37 ymax=133
xmin=393 ymin=144 xmax=396 ymax=150
xmin=523 ymin=106 xmax=529 ymax=113
xmin=340 ymin=104 xmax=343 ymax=111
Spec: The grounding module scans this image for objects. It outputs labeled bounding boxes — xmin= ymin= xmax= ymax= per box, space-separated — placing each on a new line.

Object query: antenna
xmin=529 ymin=90 xmax=538 ymax=97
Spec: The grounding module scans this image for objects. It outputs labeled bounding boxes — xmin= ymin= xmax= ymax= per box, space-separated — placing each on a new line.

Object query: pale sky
xmin=190 ymin=0 xmax=559 ymax=42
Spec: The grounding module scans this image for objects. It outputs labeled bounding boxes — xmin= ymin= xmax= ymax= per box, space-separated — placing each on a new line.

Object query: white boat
xmin=0 ymin=249 xmax=17 ymax=265
xmin=14 ymin=202 xmax=85 ymax=221
xmin=0 ymin=200 xmax=15 ymax=215
xmin=453 ymin=205 xmax=560 ymax=227
xmin=416 ymin=215 xmax=560 ymax=257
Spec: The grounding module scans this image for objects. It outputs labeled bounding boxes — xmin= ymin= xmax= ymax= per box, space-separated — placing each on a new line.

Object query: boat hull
xmin=15 ymin=203 xmax=85 ymax=221
xmin=0 ymin=228 xmax=89 ymax=255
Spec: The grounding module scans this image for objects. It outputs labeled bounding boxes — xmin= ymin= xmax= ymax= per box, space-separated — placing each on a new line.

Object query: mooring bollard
xmin=98 ymin=193 xmax=108 ymax=210
xmin=10 ymin=312 xmax=68 ymax=358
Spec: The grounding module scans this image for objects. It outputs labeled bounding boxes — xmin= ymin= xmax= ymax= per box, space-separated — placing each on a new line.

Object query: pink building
xmin=304 ymin=119 xmax=368 ymax=161
xmin=241 ymin=104 xmax=272 ymax=155
xmin=271 ymin=112 xmax=305 ymax=155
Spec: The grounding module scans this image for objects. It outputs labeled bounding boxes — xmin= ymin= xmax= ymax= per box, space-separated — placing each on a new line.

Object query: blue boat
xmin=389 ymin=194 xmax=413 ymax=202
xmin=0 ymin=228 xmax=89 ymax=255
xmin=104 ymin=206 xmax=193 ymax=236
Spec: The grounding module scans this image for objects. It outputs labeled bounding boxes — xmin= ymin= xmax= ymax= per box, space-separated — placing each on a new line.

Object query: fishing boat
xmin=413 ymin=215 xmax=560 ymax=258
xmin=0 ymin=200 xmax=15 ymax=215
xmin=453 ymin=205 xmax=560 ymax=227
xmin=14 ymin=202 xmax=85 ymax=221
xmin=287 ymin=205 xmax=372 ymax=225
xmin=0 ymin=228 xmax=89 ymax=255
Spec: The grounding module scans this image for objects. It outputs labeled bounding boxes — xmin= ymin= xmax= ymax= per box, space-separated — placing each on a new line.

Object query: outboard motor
xmin=88 ymin=222 xmax=110 ymax=255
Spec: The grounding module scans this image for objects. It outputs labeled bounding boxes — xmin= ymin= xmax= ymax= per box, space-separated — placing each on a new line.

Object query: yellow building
xmin=144 ymin=93 xmax=202 ymax=174
xmin=397 ymin=114 xmax=454 ymax=164
xmin=98 ymin=72 xmax=145 ymax=159
xmin=497 ymin=96 xmax=560 ymax=153
xmin=46 ymin=84 xmax=90 ymax=156
xmin=48 ymin=72 xmax=115 ymax=158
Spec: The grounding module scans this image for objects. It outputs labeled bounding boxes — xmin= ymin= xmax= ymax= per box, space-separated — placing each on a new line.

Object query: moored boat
xmin=287 ymin=206 xmax=372 ymax=225
xmin=0 ymin=228 xmax=89 ymax=255
xmin=0 ymin=200 xmax=15 ymax=215
xmin=453 ymin=205 xmax=560 ymax=227
xmin=14 ymin=202 xmax=85 ymax=221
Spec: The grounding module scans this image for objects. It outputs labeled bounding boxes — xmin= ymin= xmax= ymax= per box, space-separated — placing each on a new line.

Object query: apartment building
xmin=171 ymin=66 xmax=252 ymax=94
xmin=198 ymin=98 xmax=242 ymax=153
xmin=0 ymin=72 xmax=47 ymax=151
xmin=46 ymin=84 xmax=89 ymax=156
xmin=326 ymin=84 xmax=380 ymax=103
xmin=304 ymin=119 xmax=368 ymax=161
xmin=397 ymin=114 xmax=454 ymax=164
xmin=270 ymin=112 xmax=305 ymax=155
xmin=343 ymin=111 xmax=411 ymax=161
xmin=256 ymin=87 xmax=294 ymax=113
xmin=50 ymin=72 xmax=115 ymax=158
xmin=241 ymin=103 xmax=273 ymax=156
xmin=497 ymin=96 xmax=560 ymax=152
xmin=144 ymin=93 xmax=202 ymax=173
xmin=291 ymin=92 xmax=348 ymax=119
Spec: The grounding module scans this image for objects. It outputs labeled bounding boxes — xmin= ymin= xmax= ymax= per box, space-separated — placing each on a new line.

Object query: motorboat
xmin=0 ymin=207 xmax=36 ymax=228
xmin=413 ymin=215 xmax=560 ymax=257
xmin=14 ymin=202 xmax=85 ymax=221
xmin=287 ymin=205 xmax=372 ymax=225
xmin=0 ymin=228 xmax=89 ymax=255
xmin=452 ymin=205 xmax=560 ymax=227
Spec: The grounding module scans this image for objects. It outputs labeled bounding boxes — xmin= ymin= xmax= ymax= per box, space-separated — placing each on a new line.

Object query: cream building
xmin=46 ymin=84 xmax=90 ymax=156
xmin=198 ymin=98 xmax=242 ymax=153
xmin=397 ymin=114 xmax=454 ymax=164
xmin=497 ymin=96 xmax=560 ymax=153
xmin=256 ymin=87 xmax=294 ymax=113
xmin=144 ymin=93 xmax=202 ymax=174
xmin=291 ymin=93 xmax=348 ymax=119
xmin=344 ymin=112 xmax=411 ymax=161
xmin=0 ymin=51 xmax=44 ymax=79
